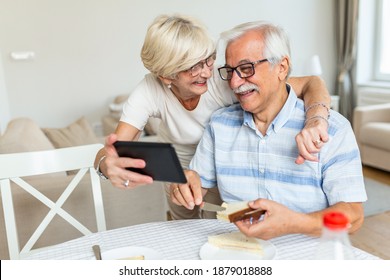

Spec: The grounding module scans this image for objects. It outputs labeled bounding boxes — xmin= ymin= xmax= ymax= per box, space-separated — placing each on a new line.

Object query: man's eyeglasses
xmin=187 ymin=53 xmax=217 ymax=77
xmin=218 ymin=58 xmax=269 ymax=81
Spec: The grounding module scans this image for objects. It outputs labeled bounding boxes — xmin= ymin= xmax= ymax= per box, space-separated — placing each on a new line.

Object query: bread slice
xmin=217 ymin=201 xmax=266 ymax=223
xmin=217 ymin=201 xmax=250 ymax=222
xmin=118 ymin=255 xmax=145 ymax=260
xmin=208 ymin=231 xmax=263 ymax=255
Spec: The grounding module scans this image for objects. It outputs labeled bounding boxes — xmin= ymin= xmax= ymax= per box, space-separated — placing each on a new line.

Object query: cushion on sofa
xmin=108 ymin=94 xmax=128 ymax=119
xmin=103 ymin=93 xmax=161 ymax=136
xmin=0 ymin=118 xmax=55 ymax=154
xmin=42 ymin=117 xmax=99 ymax=148
xmin=359 ymin=122 xmax=390 ymax=152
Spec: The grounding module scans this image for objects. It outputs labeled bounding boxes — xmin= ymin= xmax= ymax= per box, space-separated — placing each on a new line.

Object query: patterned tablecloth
xmin=24 ymin=219 xmax=380 ymax=260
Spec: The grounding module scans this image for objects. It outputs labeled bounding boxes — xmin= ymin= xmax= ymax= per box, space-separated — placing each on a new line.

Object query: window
xmin=357 ymin=0 xmax=390 ymax=86
xmin=374 ymin=0 xmax=390 ymax=81
xmin=356 ymin=0 xmax=390 ymax=106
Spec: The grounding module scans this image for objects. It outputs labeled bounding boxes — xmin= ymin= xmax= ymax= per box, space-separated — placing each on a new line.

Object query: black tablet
xmin=113 ymin=141 xmax=187 ymax=183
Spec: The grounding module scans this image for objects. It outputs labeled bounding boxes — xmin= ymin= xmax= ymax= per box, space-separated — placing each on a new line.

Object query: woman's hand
xmin=170 ymin=170 xmax=207 ymax=209
xmin=100 ymin=133 xmax=153 ymax=189
xmin=295 ymin=116 xmax=329 ymax=164
xmin=295 ymin=101 xmax=330 ymax=165
xmin=288 ymin=76 xmax=331 ymax=164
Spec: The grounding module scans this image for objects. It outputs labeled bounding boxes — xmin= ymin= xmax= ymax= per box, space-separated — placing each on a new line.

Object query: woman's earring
xmin=167 ymin=84 xmax=172 ymax=89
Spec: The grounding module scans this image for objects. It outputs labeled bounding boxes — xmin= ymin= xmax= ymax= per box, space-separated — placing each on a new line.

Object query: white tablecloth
xmin=24 ymin=219 xmax=380 ymax=260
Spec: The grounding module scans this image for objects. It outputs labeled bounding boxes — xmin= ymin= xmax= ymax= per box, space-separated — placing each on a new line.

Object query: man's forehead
xmin=225 ymin=33 xmax=264 ymax=64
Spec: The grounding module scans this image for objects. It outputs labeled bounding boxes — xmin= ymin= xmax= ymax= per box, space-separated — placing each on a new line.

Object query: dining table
xmin=23 ymin=219 xmax=380 ymax=260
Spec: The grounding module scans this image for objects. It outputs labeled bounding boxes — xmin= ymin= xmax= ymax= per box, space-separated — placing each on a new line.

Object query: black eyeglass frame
xmin=187 ymin=52 xmax=217 ymax=77
xmin=218 ymin=58 xmax=269 ymax=81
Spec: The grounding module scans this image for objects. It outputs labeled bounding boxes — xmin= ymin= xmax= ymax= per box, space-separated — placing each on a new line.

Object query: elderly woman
xmin=94 ymin=14 xmax=331 ymax=220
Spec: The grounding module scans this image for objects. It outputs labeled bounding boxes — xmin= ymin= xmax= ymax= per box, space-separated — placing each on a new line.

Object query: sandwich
xmin=208 ymin=231 xmax=263 ymax=255
xmin=216 ymin=201 xmax=265 ymax=223
xmin=118 ymin=255 xmax=145 ymax=260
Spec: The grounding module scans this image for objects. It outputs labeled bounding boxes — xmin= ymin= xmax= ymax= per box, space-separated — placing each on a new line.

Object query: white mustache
xmin=233 ymin=83 xmax=259 ymax=95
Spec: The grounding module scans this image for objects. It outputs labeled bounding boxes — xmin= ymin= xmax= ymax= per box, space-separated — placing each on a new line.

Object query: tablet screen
xmin=114 ymin=141 xmax=187 ymax=183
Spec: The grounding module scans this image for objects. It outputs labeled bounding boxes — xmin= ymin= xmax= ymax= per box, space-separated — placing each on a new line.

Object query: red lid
xmin=323 ymin=212 xmax=349 ymax=229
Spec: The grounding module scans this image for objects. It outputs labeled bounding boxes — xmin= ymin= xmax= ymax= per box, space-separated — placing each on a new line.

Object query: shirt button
xmin=260 ymin=139 xmax=266 ymax=144
xmin=259 ymin=168 xmax=265 ymax=173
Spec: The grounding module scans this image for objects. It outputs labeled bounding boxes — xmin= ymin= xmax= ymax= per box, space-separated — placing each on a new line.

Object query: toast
xmin=216 ymin=201 xmax=265 ymax=222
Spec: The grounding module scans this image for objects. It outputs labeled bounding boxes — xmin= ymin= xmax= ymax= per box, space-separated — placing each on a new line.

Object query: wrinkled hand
xmin=235 ymin=199 xmax=300 ymax=240
xmin=170 ymin=170 xmax=207 ymax=210
xmin=295 ymin=117 xmax=329 ymax=164
xmin=103 ymin=134 xmax=153 ymax=189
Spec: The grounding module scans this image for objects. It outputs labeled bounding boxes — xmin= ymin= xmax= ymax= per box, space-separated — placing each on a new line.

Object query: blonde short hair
xmin=141 ymin=14 xmax=215 ymax=78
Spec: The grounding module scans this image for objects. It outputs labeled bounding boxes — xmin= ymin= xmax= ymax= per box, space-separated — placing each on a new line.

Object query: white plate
xmin=199 ymin=239 xmax=276 ymax=260
xmin=101 ymin=246 xmax=163 ymax=260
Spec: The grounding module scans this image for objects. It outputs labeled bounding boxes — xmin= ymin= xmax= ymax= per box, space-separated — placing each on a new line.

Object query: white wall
xmin=0 ymin=0 xmax=336 ymax=129
xmin=0 ymin=50 xmax=10 ymax=134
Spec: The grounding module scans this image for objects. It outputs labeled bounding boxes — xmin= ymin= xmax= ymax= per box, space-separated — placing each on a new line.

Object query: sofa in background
xmin=101 ymin=94 xmax=160 ymax=138
xmin=353 ymin=103 xmax=390 ymax=172
xmin=0 ymin=117 xmax=167 ymax=259
xmin=0 ymin=117 xmax=99 ymax=153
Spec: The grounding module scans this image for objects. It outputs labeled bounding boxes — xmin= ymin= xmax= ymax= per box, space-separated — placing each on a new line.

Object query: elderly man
xmin=170 ymin=21 xmax=367 ymax=239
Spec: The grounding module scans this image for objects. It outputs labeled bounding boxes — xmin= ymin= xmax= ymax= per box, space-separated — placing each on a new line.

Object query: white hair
xmin=219 ymin=21 xmax=292 ymax=77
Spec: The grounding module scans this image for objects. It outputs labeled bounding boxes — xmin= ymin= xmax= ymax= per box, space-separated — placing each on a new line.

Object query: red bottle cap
xmin=323 ymin=212 xmax=349 ymax=230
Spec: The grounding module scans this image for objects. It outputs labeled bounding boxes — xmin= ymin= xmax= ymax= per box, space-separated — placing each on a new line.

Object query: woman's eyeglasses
xmin=187 ymin=53 xmax=217 ymax=77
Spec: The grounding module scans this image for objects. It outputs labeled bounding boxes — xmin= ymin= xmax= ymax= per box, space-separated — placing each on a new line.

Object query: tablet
xmin=113 ymin=141 xmax=187 ymax=183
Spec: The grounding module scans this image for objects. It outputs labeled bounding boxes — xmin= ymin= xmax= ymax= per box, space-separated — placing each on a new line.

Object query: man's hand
xmin=235 ymin=199 xmax=302 ymax=240
xmin=170 ymin=170 xmax=207 ymax=209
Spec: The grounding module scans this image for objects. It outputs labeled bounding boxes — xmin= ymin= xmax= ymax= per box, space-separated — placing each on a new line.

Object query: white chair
xmin=0 ymin=144 xmax=106 ymax=259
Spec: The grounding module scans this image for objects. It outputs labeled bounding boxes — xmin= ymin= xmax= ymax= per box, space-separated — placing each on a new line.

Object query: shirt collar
xmin=243 ymin=83 xmax=298 ymax=134
xmin=272 ymin=84 xmax=297 ymax=133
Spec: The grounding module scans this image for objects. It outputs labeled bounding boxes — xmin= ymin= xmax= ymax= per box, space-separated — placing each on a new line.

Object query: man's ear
xmin=278 ymin=56 xmax=290 ymax=81
xmin=158 ymin=76 xmax=173 ymax=87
